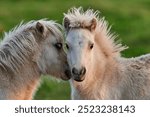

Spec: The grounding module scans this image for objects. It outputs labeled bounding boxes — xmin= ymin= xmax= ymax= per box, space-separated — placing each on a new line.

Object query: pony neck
xmin=0 ymin=52 xmax=41 ymax=99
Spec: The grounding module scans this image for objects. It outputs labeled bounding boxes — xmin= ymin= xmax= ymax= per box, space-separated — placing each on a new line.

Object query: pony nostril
xmin=72 ymin=67 xmax=79 ymax=75
xmin=80 ymin=67 xmax=86 ymax=76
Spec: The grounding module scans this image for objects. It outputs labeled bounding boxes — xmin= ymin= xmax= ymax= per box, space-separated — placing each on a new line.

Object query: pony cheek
xmin=66 ymin=56 xmax=71 ymax=70
xmin=67 ymin=53 xmax=75 ymax=68
xmin=82 ymin=52 xmax=91 ymax=65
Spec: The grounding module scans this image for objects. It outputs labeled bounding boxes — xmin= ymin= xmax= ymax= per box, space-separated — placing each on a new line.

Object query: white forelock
xmin=64 ymin=7 xmax=99 ymax=28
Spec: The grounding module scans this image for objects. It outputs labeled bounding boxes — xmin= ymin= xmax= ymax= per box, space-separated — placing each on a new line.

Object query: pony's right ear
xmin=36 ymin=22 xmax=44 ymax=34
xmin=63 ymin=17 xmax=70 ymax=32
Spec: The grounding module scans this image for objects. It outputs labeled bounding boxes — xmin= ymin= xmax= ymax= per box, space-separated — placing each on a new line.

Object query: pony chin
xmin=73 ymin=76 xmax=85 ymax=82
xmin=60 ymin=71 xmax=71 ymax=81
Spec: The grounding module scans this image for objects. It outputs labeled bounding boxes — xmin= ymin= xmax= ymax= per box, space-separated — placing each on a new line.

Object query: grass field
xmin=0 ymin=0 xmax=150 ymax=99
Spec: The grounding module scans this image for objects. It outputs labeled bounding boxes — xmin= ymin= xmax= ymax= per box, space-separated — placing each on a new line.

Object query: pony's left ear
xmin=63 ymin=17 xmax=70 ymax=32
xmin=88 ymin=18 xmax=97 ymax=32
xmin=36 ymin=22 xmax=44 ymax=34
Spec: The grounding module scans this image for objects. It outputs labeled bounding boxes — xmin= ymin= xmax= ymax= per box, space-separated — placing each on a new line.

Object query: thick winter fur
xmin=64 ymin=7 xmax=150 ymax=100
xmin=0 ymin=19 xmax=70 ymax=99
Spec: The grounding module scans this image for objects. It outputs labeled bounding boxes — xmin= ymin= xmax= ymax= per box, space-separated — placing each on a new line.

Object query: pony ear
xmin=63 ymin=17 xmax=70 ymax=32
xmin=36 ymin=22 xmax=44 ymax=34
xmin=88 ymin=18 xmax=97 ymax=32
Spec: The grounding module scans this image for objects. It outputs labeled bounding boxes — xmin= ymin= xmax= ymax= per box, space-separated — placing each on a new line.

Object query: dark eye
xmin=55 ymin=43 xmax=62 ymax=50
xmin=89 ymin=43 xmax=94 ymax=49
xmin=65 ymin=43 xmax=69 ymax=50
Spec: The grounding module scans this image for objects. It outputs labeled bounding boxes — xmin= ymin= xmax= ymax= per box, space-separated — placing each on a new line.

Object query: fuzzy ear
xmin=88 ymin=18 xmax=97 ymax=31
xmin=36 ymin=22 xmax=44 ymax=34
xmin=63 ymin=17 xmax=70 ymax=32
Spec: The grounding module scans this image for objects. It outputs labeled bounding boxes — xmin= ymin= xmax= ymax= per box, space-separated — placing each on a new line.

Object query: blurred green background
xmin=0 ymin=0 xmax=150 ymax=99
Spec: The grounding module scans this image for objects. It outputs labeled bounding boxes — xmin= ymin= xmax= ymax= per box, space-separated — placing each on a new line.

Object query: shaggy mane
xmin=0 ymin=19 xmax=63 ymax=73
xmin=64 ymin=7 xmax=127 ymax=56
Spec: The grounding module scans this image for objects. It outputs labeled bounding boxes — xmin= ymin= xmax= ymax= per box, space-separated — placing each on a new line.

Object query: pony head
xmin=1 ymin=19 xmax=71 ymax=80
xmin=63 ymin=7 xmax=126 ymax=82
xmin=34 ymin=20 xmax=71 ymax=80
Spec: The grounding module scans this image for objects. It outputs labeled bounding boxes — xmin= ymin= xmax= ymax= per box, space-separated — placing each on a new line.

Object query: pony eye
xmin=65 ymin=43 xmax=69 ymax=50
xmin=55 ymin=43 xmax=62 ymax=50
xmin=89 ymin=43 xmax=94 ymax=49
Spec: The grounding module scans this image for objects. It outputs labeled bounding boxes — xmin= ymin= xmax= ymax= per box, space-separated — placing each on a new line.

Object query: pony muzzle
xmin=72 ymin=67 xmax=86 ymax=82
xmin=63 ymin=69 xmax=71 ymax=80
